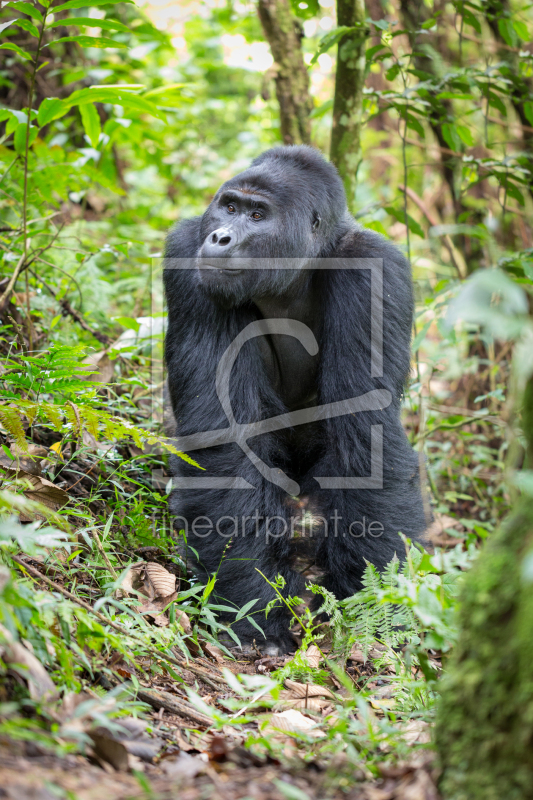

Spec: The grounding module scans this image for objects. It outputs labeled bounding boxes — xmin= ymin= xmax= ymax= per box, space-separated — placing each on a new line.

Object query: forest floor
xmin=0 ymin=320 xmax=494 ymax=800
xmin=0 ymin=637 xmax=439 ymax=800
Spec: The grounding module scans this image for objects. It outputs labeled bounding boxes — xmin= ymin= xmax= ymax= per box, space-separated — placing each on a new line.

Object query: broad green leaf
xmin=47 ymin=34 xmax=127 ymax=48
xmin=441 ymin=122 xmax=462 ymax=152
xmin=65 ymin=86 xmax=166 ymax=120
xmin=13 ymin=17 xmax=40 ymax=37
xmin=52 ymin=0 xmax=133 ymax=11
xmin=488 ymin=90 xmax=506 ymax=116
xmin=385 ymin=207 xmax=425 ymax=238
xmin=505 ymin=182 xmax=525 ymax=207
xmin=38 ymin=96 xmax=68 ymax=125
xmin=310 ymin=25 xmax=362 ymax=65
xmin=498 ymin=17 xmax=516 ymax=46
xmin=386 ymin=63 xmax=401 ymax=81
xmin=456 ymin=125 xmax=474 ymax=146
xmin=436 ymin=92 xmax=474 ymax=100
xmin=13 ymin=123 xmax=38 ymax=154
xmin=513 ymin=19 xmax=529 ymax=40
xmin=143 ymin=82 xmax=185 ymax=97
xmin=7 ymin=1 xmax=43 ymax=21
xmin=80 ymin=102 xmax=101 ymax=147
xmin=524 ymin=101 xmax=533 ymax=127
xmin=461 ymin=8 xmax=481 ymax=32
xmin=0 ymin=42 xmax=31 ymax=60
xmin=47 ymin=16 xmax=130 ymax=32
xmin=405 ymin=112 xmax=424 ymax=138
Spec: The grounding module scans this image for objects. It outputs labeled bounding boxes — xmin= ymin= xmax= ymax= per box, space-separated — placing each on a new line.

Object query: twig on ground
xmin=11 ymin=555 xmax=226 ymax=691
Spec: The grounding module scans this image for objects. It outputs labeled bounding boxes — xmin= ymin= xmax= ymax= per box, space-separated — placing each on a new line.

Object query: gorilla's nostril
xmin=219 ymin=236 xmax=231 ymax=246
xmin=211 ymin=233 xmax=218 ymax=244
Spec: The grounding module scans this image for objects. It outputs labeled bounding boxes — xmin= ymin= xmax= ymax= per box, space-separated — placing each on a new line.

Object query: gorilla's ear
xmin=312 ymin=212 xmax=321 ymax=232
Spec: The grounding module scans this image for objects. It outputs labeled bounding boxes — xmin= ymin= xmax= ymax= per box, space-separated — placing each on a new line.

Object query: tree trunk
xmin=329 ymin=0 xmax=369 ymax=209
xmin=435 ymin=373 xmax=533 ymax=799
xmin=257 ymin=0 xmax=313 ymax=145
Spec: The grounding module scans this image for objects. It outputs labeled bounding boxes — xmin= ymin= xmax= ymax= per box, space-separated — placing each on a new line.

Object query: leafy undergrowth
xmin=0 ymin=330 xmax=479 ymax=800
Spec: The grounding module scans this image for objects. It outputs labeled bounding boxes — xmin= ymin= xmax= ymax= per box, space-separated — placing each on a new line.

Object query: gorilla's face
xmin=196 ymin=171 xmax=321 ymax=306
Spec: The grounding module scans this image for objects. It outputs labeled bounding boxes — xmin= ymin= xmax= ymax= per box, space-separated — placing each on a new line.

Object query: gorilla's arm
xmin=164 ymin=219 xmax=303 ymax=652
xmin=306 ymin=226 xmax=426 ymax=599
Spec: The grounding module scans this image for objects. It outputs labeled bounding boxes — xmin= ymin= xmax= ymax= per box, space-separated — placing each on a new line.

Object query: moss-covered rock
xmin=435 ymin=496 xmax=533 ymax=800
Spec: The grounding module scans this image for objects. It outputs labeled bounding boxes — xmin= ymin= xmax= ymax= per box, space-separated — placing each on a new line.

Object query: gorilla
xmin=164 ymin=146 xmax=427 ymax=654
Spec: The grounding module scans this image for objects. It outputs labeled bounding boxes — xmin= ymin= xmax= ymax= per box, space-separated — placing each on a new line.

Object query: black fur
xmin=164 ymin=146 xmax=427 ymax=654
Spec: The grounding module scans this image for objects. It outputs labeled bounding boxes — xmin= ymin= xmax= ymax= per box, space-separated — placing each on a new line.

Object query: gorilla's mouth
xmin=197 ymin=260 xmax=243 ymax=275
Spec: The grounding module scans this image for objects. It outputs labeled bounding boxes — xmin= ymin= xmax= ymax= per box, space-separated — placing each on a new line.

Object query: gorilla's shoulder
xmin=335 ymin=224 xmax=410 ymax=270
xmin=165 ymin=216 xmax=202 ymax=259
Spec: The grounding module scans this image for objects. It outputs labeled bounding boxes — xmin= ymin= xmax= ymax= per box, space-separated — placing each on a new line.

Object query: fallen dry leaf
xmin=263 ymin=709 xmax=325 ymax=737
xmin=424 ymin=513 xmax=464 ymax=546
xmin=144 ymin=561 xmax=176 ymax=599
xmin=83 ymin=350 xmax=115 ymax=384
xmin=137 ymin=591 xmax=178 ymax=627
xmin=204 ymin=642 xmax=225 ymax=663
xmin=284 ymin=679 xmax=333 ymax=699
xmin=0 ymin=624 xmax=56 ymax=700
xmin=0 ymin=465 xmax=69 ymax=519
xmin=303 ymin=644 xmax=321 ymax=669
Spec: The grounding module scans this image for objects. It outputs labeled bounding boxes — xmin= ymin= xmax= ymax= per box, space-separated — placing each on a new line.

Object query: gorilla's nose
xmin=201 ymin=228 xmax=233 ymax=259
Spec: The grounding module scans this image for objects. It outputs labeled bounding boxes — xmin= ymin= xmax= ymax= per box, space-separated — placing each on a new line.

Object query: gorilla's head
xmin=196 ymin=146 xmax=348 ymax=305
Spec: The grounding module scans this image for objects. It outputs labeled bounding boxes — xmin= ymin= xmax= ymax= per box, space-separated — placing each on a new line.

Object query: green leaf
xmin=310 ymin=25 xmax=361 ymax=65
xmin=65 ymin=86 xmax=166 ymax=121
xmin=47 ymin=34 xmax=127 ymax=48
xmin=513 ymin=19 xmax=529 ymax=40
xmin=405 ymin=112 xmax=425 ymax=138
xmin=7 ymin=1 xmax=43 ymax=21
xmin=456 ymin=124 xmax=474 ymax=146
xmin=38 ymin=96 xmax=68 ymax=125
xmin=498 ymin=17 xmax=516 ymax=46
xmin=436 ymin=92 xmax=474 ymax=100
xmin=386 ymin=63 xmax=401 ymax=81
xmin=80 ymin=102 xmax=101 ymax=147
xmin=13 ymin=17 xmax=40 ymax=37
xmin=385 ymin=206 xmax=425 ymax=238
xmin=13 ymin=123 xmax=38 ymax=155
xmin=441 ymin=122 xmax=462 ymax=152
xmin=461 ymin=8 xmax=481 ymax=32
xmin=524 ymin=101 xmax=533 ymax=127
xmin=0 ymin=42 xmax=31 ymax=60
xmin=47 ymin=17 xmax=130 ymax=33
xmin=235 ymin=598 xmax=259 ymax=621
xmin=488 ymin=90 xmax=506 ymax=116
xmin=52 ymin=0 xmax=133 ymax=11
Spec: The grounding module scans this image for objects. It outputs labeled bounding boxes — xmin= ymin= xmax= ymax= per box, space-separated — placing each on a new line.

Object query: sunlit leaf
xmin=6 ymin=1 xmax=43 ymax=21
xmin=37 ymin=97 xmax=68 ymax=126
xmin=47 ymin=16 xmax=130 ymax=33
xmin=0 ymin=42 xmax=31 ymax=60
xmin=52 ymin=0 xmax=133 ymax=11
xmin=47 ymin=34 xmax=127 ymax=48
xmin=80 ymin=102 xmax=101 ymax=147
xmin=13 ymin=123 xmax=38 ymax=155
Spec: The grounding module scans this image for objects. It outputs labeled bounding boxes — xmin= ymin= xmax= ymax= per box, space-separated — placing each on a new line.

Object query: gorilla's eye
xmin=251 ymin=211 xmax=263 ymax=220
xmin=227 ymin=204 xmax=236 ymax=213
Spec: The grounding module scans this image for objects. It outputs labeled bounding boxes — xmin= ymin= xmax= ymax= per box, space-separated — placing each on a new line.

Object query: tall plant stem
xmin=330 ymin=0 xmax=369 ymax=210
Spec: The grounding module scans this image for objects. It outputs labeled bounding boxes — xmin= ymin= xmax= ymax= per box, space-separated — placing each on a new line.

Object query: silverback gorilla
xmin=164 ymin=146 xmax=427 ymax=654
